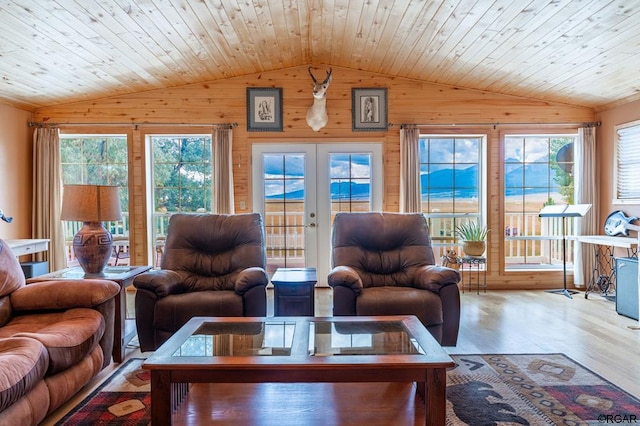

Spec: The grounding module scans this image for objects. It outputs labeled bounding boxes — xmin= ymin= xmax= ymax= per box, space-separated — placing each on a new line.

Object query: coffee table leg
xmin=150 ymin=370 xmax=172 ymax=425
xmin=425 ymin=368 xmax=447 ymax=426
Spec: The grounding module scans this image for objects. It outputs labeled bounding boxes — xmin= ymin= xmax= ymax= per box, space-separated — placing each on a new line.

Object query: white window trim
xmin=418 ymin=133 xmax=488 ymax=229
xmin=613 ymin=119 xmax=640 ymax=204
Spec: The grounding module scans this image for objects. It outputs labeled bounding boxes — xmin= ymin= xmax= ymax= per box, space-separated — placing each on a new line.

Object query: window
xmin=149 ymin=134 xmax=212 ymax=243
xmin=60 ymin=134 xmax=129 ymax=265
xmin=503 ymin=134 xmax=576 ymax=269
xmin=419 ymin=135 xmax=486 ymax=257
xmin=60 ymin=134 xmax=128 ymax=196
xmin=614 ymin=120 xmax=640 ymax=203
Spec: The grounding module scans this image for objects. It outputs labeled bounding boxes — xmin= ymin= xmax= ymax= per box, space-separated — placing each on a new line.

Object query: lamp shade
xmin=61 ymin=185 xmax=122 ymax=276
xmin=61 ymin=185 xmax=122 ymax=222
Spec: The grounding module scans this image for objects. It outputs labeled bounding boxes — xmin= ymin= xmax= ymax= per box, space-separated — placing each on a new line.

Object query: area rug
xmin=58 ymin=353 xmax=640 ymax=425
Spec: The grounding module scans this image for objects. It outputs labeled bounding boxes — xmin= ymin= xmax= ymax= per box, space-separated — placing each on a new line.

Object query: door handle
xmin=307 ymin=223 xmax=316 ymax=228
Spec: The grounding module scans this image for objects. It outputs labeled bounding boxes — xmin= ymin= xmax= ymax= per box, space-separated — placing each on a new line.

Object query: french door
xmin=252 ymin=143 xmax=383 ymax=285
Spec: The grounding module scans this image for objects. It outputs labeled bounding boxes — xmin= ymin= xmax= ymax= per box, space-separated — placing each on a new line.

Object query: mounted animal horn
xmin=308 ymin=66 xmax=317 ymax=83
xmin=306 ymin=67 xmax=333 ymax=132
xmin=308 ymin=67 xmax=332 ymax=85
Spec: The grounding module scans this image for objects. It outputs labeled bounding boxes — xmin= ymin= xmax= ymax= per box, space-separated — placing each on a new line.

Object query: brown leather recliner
xmin=133 ymin=213 xmax=269 ymax=351
xmin=328 ymin=212 xmax=461 ymax=346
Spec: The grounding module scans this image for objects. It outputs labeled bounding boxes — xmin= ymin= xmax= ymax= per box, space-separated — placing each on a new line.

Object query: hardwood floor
xmin=43 ymin=288 xmax=640 ymax=424
xmin=452 ymin=289 xmax=640 ymax=398
xmin=302 ymin=287 xmax=640 ymax=398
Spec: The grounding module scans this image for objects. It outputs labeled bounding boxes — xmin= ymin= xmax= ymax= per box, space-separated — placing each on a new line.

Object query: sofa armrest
xmin=414 ymin=265 xmax=461 ymax=293
xmin=235 ymin=267 xmax=269 ymax=295
xmin=11 ymin=279 xmax=120 ymax=312
xmin=327 ymin=266 xmax=363 ymax=294
xmin=133 ymin=269 xmax=184 ymax=297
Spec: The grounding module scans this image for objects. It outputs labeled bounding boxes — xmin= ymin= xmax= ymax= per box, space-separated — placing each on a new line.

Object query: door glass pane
xmin=329 ymin=153 xmax=372 ymax=220
xmin=263 ymin=154 xmax=306 ymax=274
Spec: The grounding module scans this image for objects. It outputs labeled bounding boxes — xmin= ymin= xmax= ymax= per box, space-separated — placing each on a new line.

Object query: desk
xmin=30 ymin=265 xmax=152 ymax=362
xmin=6 ymin=239 xmax=49 ymax=256
xmin=574 ymin=235 xmax=638 ymax=299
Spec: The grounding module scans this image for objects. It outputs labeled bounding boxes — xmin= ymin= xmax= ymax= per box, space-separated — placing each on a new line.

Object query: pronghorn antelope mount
xmin=306 ymin=67 xmax=332 ymax=132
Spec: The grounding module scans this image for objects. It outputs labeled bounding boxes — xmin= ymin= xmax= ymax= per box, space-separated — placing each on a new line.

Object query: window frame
xmin=59 ymin=132 xmax=130 ymax=266
xmin=613 ymin=119 xmax=640 ymax=204
xmin=147 ymin=133 xmax=214 ymax=215
xmin=418 ymin=133 xmax=488 ymax=249
xmin=502 ymin=132 xmax=577 ymax=270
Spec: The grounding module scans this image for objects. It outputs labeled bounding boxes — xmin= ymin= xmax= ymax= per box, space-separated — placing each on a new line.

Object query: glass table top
xmin=43 ymin=266 xmax=141 ymax=279
xmin=171 ymin=319 xmax=425 ymax=357
xmin=173 ymin=321 xmax=296 ymax=357
xmin=309 ymin=320 xmax=425 ymax=356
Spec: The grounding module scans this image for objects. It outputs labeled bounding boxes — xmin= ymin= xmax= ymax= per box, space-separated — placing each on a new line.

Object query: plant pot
xmin=462 ymin=240 xmax=486 ymax=257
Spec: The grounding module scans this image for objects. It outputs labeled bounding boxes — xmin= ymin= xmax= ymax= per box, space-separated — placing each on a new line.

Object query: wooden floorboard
xmin=43 ymin=287 xmax=640 ymax=425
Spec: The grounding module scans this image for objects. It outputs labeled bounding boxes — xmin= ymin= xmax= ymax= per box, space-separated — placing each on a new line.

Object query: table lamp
xmin=61 ymin=185 xmax=122 ymax=276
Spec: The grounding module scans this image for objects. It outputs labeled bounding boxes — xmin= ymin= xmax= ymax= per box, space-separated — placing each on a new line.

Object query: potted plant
xmin=455 ymin=221 xmax=489 ymax=257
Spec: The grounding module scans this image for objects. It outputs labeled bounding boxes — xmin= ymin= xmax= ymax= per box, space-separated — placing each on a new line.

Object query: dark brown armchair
xmin=328 ymin=212 xmax=461 ymax=346
xmin=133 ymin=213 xmax=269 ymax=351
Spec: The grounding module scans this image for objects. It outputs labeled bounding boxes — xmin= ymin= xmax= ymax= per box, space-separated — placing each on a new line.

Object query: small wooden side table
xmin=458 ymin=256 xmax=487 ymax=294
xmin=29 ymin=265 xmax=152 ymax=362
xmin=271 ymin=268 xmax=317 ymax=316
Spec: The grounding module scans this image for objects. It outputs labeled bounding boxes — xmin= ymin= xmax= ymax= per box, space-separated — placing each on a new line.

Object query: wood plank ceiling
xmin=1 ymin=0 xmax=639 ymax=111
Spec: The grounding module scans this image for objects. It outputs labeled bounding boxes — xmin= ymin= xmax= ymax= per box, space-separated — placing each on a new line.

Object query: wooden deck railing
xmin=63 ymin=211 xmax=572 ymax=269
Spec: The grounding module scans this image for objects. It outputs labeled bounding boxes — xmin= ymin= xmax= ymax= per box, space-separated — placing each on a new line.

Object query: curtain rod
xmin=392 ymin=121 xmax=601 ymax=129
xmin=28 ymin=121 xmax=238 ymax=129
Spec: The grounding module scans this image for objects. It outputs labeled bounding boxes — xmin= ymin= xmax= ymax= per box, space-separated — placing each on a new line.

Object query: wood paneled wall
xmin=33 ymin=66 xmax=595 ymax=289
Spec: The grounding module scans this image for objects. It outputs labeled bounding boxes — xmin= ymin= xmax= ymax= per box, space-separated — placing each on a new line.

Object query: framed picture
xmin=352 ymin=88 xmax=388 ymax=131
xmin=246 ymin=87 xmax=283 ymax=132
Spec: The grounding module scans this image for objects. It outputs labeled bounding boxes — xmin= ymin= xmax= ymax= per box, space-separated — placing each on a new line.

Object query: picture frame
xmin=246 ymin=87 xmax=283 ymax=132
xmin=352 ymin=88 xmax=388 ymax=131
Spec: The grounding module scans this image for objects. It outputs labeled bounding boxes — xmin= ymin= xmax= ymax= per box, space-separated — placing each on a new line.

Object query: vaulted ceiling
xmin=2 ymin=0 xmax=639 ymax=112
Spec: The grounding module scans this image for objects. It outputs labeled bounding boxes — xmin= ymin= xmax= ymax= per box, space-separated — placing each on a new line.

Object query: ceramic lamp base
xmin=72 ymin=222 xmax=113 ymax=276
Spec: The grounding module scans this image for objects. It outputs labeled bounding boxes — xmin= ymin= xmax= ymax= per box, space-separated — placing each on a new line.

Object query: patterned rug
xmin=58 ymin=353 xmax=640 ymax=425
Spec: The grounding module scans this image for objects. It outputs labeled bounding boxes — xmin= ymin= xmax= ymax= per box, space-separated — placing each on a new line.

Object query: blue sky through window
xmin=264 ymin=153 xmax=372 ymax=200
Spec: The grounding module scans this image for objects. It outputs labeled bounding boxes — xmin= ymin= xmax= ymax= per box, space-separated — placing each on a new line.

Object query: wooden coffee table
xmin=143 ymin=315 xmax=454 ymax=425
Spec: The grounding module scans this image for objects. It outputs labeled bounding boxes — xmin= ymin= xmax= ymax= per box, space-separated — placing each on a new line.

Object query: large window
xmin=503 ymin=134 xmax=576 ymax=269
xmin=60 ymin=134 xmax=129 ymax=265
xmin=419 ymin=135 xmax=485 ymax=257
xmin=614 ymin=120 xmax=640 ymax=203
xmin=60 ymin=134 xmax=128 ymax=201
xmin=149 ymin=134 xmax=213 ymax=243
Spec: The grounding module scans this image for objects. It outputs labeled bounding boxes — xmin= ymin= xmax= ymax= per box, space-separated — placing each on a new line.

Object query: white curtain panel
xmin=32 ymin=127 xmax=66 ymax=271
xmin=400 ymin=126 xmax=421 ymax=213
xmin=574 ymin=126 xmax=597 ymax=287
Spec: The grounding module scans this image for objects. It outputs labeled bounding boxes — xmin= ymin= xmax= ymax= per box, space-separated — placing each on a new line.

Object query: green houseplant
xmin=455 ymin=221 xmax=489 ymax=257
